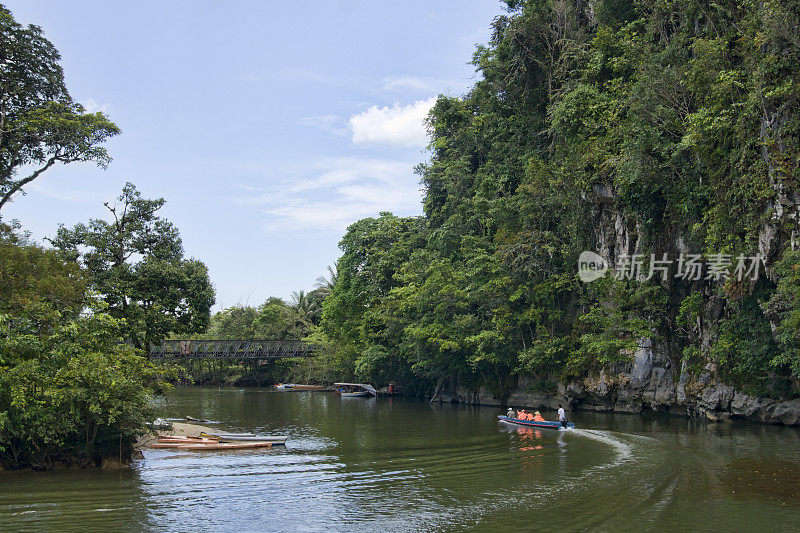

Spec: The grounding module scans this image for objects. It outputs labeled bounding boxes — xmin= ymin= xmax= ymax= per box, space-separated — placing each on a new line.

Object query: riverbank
xmin=437 ymin=340 xmax=800 ymax=426
xmin=133 ymin=422 xmax=217 ymax=451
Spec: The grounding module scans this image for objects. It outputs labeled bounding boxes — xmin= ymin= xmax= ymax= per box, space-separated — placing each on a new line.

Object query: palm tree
xmin=290 ymin=290 xmax=317 ymax=321
xmin=314 ymin=264 xmax=338 ymax=295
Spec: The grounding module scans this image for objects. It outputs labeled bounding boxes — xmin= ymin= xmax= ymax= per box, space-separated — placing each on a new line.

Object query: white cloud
xmin=348 ymin=97 xmax=436 ymax=147
xmin=81 ymin=98 xmax=110 ymax=114
xmin=233 ymin=157 xmax=422 ymax=233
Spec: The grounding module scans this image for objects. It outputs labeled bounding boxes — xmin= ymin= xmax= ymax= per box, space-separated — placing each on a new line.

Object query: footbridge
xmin=149 ymin=339 xmax=315 ymax=360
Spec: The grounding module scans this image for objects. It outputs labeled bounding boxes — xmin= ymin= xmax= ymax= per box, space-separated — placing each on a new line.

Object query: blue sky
xmin=4 ymin=1 xmax=505 ymax=309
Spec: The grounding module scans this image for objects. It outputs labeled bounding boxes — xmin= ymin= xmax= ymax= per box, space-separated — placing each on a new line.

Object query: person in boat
xmin=533 ymin=411 xmax=546 ymax=422
xmin=517 ymin=409 xmax=526 ymax=420
xmin=507 ymin=407 xmax=515 ymax=419
xmin=557 ymin=404 xmax=567 ymax=428
xmin=523 ymin=410 xmax=534 ymax=421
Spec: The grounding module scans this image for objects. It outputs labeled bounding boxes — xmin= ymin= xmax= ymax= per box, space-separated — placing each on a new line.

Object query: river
xmin=1 ymin=387 xmax=799 ymax=531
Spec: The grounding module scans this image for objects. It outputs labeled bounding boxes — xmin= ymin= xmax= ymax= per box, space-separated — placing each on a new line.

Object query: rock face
xmin=444 ymin=340 xmax=800 ymax=426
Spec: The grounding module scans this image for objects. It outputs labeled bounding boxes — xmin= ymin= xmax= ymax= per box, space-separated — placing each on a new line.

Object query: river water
xmin=2 ymin=387 xmax=799 ymax=531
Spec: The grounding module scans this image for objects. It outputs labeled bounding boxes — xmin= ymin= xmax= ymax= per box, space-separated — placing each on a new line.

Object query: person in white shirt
xmin=557 ymin=405 xmax=567 ymax=428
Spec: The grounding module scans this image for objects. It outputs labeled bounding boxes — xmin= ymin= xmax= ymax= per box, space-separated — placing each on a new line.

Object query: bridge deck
xmin=150 ymin=339 xmax=315 ymax=359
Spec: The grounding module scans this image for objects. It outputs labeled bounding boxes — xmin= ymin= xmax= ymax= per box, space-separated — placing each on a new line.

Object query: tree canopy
xmin=0 ymin=5 xmax=120 ymax=214
xmin=0 ymin=222 xmax=169 ymax=469
xmin=51 ymin=183 xmax=215 ymax=351
xmin=319 ymin=0 xmax=800 ymax=399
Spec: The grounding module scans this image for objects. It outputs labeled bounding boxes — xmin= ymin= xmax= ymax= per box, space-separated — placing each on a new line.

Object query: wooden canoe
xmin=151 ymin=442 xmax=205 ymax=449
xmin=176 ymin=442 xmax=273 ymax=451
xmin=157 ymin=437 xmax=218 ymax=444
xmin=157 ymin=434 xmax=214 ymax=440
xmin=198 ymin=432 xmax=255 ymax=438
xmin=289 ymin=384 xmax=326 ymax=391
xmin=497 ymin=415 xmax=575 ymax=430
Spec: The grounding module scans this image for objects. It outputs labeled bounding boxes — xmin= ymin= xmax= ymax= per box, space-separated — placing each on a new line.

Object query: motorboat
xmin=334 ymin=382 xmax=377 ymax=398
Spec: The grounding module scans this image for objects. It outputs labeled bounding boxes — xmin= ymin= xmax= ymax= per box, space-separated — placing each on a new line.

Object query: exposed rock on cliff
xmin=444 ymin=340 xmax=800 ymax=426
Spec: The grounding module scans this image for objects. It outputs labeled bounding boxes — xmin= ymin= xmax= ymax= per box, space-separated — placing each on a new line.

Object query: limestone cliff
xmin=441 ymin=338 xmax=800 ymax=425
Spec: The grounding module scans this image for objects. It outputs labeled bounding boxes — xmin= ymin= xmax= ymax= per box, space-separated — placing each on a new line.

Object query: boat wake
xmin=569 ymin=429 xmax=634 ymax=467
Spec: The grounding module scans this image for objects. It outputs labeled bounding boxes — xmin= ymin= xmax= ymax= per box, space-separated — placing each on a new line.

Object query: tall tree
xmin=0 ymin=5 xmax=120 ymax=214
xmin=51 ymin=183 xmax=215 ymax=351
xmin=290 ymin=289 xmax=321 ymax=323
xmin=314 ymin=265 xmax=338 ymax=296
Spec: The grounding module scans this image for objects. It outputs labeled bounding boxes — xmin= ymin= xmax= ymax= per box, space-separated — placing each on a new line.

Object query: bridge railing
xmin=149 ymin=339 xmax=315 ymax=359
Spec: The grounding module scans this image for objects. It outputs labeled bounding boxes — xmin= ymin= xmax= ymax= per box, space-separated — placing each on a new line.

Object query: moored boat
xmin=157 ymin=436 xmax=218 ymax=444
xmin=151 ymin=441 xmax=221 ymax=449
xmin=200 ymin=432 xmax=287 ymax=444
xmin=176 ymin=442 xmax=273 ymax=451
xmin=497 ymin=415 xmax=574 ymax=430
xmin=151 ymin=439 xmax=275 ymax=450
xmin=340 ymin=391 xmax=371 ymax=398
xmin=199 ymin=432 xmax=255 ymax=437
xmin=290 ymin=384 xmax=326 ymax=391
xmin=275 ymin=383 xmax=326 ymax=391
xmin=334 ymin=383 xmax=377 ymax=398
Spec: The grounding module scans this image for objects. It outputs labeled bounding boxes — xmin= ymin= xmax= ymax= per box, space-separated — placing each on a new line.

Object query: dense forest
xmin=3 ymin=0 xmax=800 ymax=468
xmin=0 ymin=5 xmax=213 ymax=468
xmin=317 ymin=0 xmax=800 ymax=403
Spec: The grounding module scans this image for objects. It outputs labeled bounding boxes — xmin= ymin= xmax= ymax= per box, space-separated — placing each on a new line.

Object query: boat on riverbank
xmin=497 ymin=415 xmax=574 ymax=430
xmin=157 ymin=436 xmax=218 ymax=444
xmin=200 ymin=432 xmax=288 ymax=444
xmin=176 ymin=442 xmax=273 ymax=451
xmin=151 ymin=435 xmax=275 ymax=450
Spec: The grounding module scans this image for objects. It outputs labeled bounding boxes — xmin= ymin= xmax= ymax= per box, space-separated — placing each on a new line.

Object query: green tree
xmin=0 ymin=5 xmax=120 ymax=214
xmin=0 ymin=224 xmax=169 ymax=469
xmin=0 ymin=221 xmax=86 ymax=329
xmin=317 ymin=0 xmax=800 ymax=399
xmin=204 ymin=305 xmax=259 ymax=339
xmin=51 ymin=183 xmax=215 ymax=351
xmin=314 ymin=264 xmax=338 ymax=296
xmin=765 ymin=249 xmax=800 ymax=385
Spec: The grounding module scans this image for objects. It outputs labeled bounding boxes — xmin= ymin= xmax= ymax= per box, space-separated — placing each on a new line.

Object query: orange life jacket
xmin=533 ymin=414 xmax=545 ymax=422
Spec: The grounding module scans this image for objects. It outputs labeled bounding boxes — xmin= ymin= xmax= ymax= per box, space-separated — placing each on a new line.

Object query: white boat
xmin=340 ymin=391 xmax=371 ymax=398
xmin=200 ymin=432 xmax=288 ymax=444
xmin=334 ymin=383 xmax=377 ymax=398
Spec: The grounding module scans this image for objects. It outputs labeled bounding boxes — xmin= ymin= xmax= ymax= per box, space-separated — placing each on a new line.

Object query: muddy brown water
xmin=2 ymin=387 xmax=799 ymax=531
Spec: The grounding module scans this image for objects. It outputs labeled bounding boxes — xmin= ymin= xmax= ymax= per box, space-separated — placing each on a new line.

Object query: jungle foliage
xmin=320 ymin=0 xmax=800 ymax=399
xmin=51 ymin=183 xmax=215 ymax=352
xmin=0 ymin=4 xmax=119 ymax=213
xmin=172 ymin=291 xmax=326 ymax=386
xmin=0 ymin=223 xmax=171 ymax=469
xmin=0 ymin=6 xmax=191 ymax=469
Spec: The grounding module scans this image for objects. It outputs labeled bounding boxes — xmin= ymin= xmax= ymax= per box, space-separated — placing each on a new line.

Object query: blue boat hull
xmin=497 ymin=415 xmax=574 ymax=430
